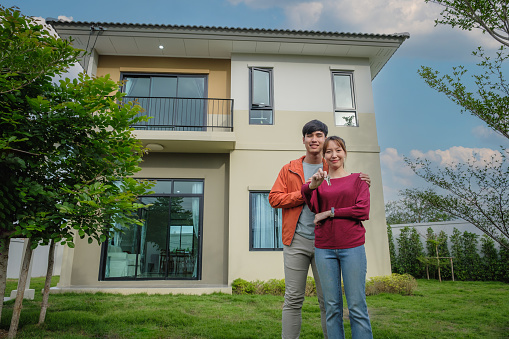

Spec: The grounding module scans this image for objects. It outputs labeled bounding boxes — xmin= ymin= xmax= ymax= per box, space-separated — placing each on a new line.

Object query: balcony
xmin=121 ymin=96 xmax=236 ymax=153
xmin=122 ymin=96 xmax=234 ymax=132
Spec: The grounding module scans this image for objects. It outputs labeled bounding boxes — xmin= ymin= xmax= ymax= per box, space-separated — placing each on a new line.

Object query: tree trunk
xmin=8 ymin=238 xmax=33 ymax=339
xmin=39 ymin=239 xmax=55 ymax=325
xmin=0 ymin=237 xmax=10 ymax=321
xmin=435 ymin=244 xmax=441 ymax=282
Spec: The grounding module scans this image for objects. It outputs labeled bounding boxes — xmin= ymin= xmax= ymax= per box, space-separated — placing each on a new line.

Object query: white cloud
xmin=409 ymin=146 xmax=502 ymax=167
xmin=380 ymin=147 xmax=416 ymax=187
xmin=472 ymin=125 xmax=508 ymax=144
xmin=57 ymin=15 xmax=73 ymax=22
xmin=284 ymin=2 xmax=323 ymax=29
xmin=380 ymin=146 xmax=504 ymax=202
xmin=227 ymin=0 xmax=502 ymax=59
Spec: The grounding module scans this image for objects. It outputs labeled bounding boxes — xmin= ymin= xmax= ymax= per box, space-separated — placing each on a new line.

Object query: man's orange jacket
xmin=269 ymin=156 xmax=329 ymax=246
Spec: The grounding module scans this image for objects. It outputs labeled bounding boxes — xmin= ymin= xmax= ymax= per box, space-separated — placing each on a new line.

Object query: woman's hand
xmin=309 ymin=168 xmax=327 ymax=190
xmin=314 ymin=210 xmax=331 ymax=226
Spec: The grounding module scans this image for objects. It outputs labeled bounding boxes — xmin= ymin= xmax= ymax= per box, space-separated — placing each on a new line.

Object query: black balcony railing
xmin=122 ymin=96 xmax=234 ymax=131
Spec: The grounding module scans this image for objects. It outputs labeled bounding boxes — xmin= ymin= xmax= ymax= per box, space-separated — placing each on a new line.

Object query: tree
xmin=406 ymin=150 xmax=508 ymax=249
xmin=386 ymin=224 xmax=398 ymax=272
xmin=395 ymin=226 xmax=426 ymax=278
xmin=0 ymin=6 xmax=152 ymax=337
xmin=427 ymin=0 xmax=509 ymax=49
xmin=406 ymin=0 xmax=509 ymax=251
xmin=385 ymin=188 xmax=454 ymax=225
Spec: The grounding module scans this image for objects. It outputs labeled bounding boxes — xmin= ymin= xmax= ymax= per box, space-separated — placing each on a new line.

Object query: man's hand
xmin=359 ymin=172 xmax=371 ymax=187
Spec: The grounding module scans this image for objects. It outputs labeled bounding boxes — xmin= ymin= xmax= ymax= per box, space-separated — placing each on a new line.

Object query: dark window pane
xmin=333 ymin=74 xmax=354 ymax=109
xmin=137 ymin=197 xmax=170 ymax=278
xmin=105 ymin=224 xmax=139 ymax=278
xmin=252 ymin=69 xmax=271 ymax=106
xmin=151 ymin=181 xmax=172 ymax=194
xmin=174 ymin=181 xmax=203 ymax=194
xmin=125 ymin=77 xmax=150 ymax=97
xmin=249 ymin=109 xmax=273 ymax=125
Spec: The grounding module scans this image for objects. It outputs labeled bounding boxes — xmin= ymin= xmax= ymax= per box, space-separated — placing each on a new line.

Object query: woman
xmin=301 ymin=136 xmax=373 ymax=339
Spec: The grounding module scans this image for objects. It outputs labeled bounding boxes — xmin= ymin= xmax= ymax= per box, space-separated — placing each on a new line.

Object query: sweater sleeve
xmin=333 ymin=179 xmax=370 ymax=220
xmin=269 ymin=166 xmax=305 ymax=208
xmin=301 ymin=183 xmax=320 ymax=214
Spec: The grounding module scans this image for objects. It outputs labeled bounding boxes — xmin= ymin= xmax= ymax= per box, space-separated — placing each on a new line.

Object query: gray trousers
xmin=282 ymin=233 xmax=328 ymax=339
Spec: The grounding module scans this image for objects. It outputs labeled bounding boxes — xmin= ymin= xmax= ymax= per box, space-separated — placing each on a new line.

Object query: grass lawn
xmin=1 ymin=277 xmax=508 ymax=338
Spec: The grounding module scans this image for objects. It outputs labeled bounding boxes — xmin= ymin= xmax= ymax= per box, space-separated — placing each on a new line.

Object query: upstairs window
xmin=249 ymin=67 xmax=274 ymax=125
xmin=332 ymin=72 xmax=357 ymax=127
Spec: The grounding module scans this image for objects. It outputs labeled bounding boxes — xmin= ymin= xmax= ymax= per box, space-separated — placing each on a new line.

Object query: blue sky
xmin=5 ymin=0 xmax=508 ymax=202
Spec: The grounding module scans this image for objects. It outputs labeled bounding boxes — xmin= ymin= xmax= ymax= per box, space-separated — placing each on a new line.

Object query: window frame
xmin=249 ymin=190 xmax=283 ymax=251
xmin=249 ymin=67 xmax=274 ymax=125
xmin=331 ymin=71 xmax=358 ymax=127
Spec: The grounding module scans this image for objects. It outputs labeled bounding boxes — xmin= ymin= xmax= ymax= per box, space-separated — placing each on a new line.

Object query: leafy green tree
xmin=480 ymin=234 xmax=499 ymax=281
xmin=0 ymin=6 xmax=152 ymax=337
xmin=395 ymin=226 xmax=426 ymax=278
xmin=385 ymin=188 xmax=454 ymax=225
xmin=499 ymin=238 xmax=509 ymax=282
xmin=406 ymin=0 xmax=509 ymax=251
xmin=427 ymin=0 xmax=509 ymax=50
xmin=451 ymin=228 xmax=482 ymax=280
xmin=387 ymin=224 xmax=398 ymax=272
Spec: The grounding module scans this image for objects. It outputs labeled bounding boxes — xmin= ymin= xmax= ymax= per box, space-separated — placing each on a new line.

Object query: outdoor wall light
xmin=146 ymin=143 xmax=164 ymax=151
xmin=159 ymin=45 xmax=164 ymax=49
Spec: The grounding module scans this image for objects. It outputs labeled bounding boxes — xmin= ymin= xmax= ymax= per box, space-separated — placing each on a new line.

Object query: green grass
xmin=1 ymin=277 xmax=508 ymax=338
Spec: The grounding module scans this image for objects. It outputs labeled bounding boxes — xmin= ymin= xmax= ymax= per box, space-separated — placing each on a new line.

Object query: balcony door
xmin=122 ymin=74 xmax=208 ymax=131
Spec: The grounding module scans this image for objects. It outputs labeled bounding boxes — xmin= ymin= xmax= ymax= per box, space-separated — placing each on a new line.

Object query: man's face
xmin=303 ymin=131 xmax=326 ymax=156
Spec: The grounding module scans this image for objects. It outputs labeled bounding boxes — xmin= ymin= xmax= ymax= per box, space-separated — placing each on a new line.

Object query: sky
xmin=4 ymin=0 xmax=508 ymax=202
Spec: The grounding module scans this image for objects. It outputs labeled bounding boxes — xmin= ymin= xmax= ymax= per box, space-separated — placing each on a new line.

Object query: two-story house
xmin=48 ymin=20 xmax=408 ymax=294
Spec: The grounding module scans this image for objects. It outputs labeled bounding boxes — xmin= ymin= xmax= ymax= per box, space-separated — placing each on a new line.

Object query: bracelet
xmin=330 ymin=207 xmax=334 ymax=218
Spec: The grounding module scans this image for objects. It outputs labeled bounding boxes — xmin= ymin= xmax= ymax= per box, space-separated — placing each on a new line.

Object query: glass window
xmin=174 ymin=181 xmax=204 ymax=194
xmin=249 ymin=68 xmax=274 ymax=125
xmin=122 ymin=74 xmax=207 ymax=131
xmin=249 ymin=191 xmax=283 ymax=251
xmin=101 ymin=179 xmax=203 ymax=280
xmin=332 ymin=72 xmax=357 ymax=127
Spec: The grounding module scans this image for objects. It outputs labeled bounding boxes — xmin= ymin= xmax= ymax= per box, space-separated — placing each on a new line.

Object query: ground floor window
xmin=249 ymin=191 xmax=283 ymax=251
xmin=101 ymin=179 xmax=203 ymax=280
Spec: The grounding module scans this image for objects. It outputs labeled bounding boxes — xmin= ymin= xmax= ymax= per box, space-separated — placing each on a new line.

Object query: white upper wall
xmin=231 ymin=54 xmax=375 ymax=114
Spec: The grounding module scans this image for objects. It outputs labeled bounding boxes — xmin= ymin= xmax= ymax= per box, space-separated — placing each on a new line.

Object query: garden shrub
xmin=232 ymin=277 xmax=317 ymax=296
xmin=365 ymin=273 xmax=418 ymax=296
xmin=262 ymin=279 xmax=286 ymax=296
xmin=231 ymin=278 xmax=256 ymax=294
xmin=305 ymin=276 xmax=316 ymax=297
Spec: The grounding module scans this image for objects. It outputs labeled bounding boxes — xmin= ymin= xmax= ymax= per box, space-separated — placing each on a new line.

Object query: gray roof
xmin=47 ymin=20 xmax=409 ymax=79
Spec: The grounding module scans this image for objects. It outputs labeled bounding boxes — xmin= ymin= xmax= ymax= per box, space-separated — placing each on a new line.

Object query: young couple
xmin=269 ymin=120 xmax=373 ymax=339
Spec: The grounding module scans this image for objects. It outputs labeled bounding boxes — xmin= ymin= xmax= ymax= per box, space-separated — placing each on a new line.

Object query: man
xmin=269 ymin=120 xmax=370 ymax=339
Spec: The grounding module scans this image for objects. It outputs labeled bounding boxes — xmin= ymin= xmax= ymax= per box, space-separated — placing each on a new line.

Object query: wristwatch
xmin=330 ymin=207 xmax=334 ymax=218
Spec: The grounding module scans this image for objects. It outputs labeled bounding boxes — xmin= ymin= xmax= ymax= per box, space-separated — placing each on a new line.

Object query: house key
xmin=325 ymin=175 xmax=331 ymax=186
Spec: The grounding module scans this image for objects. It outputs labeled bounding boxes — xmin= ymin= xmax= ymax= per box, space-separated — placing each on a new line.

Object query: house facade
xmin=49 ymin=20 xmax=408 ymax=294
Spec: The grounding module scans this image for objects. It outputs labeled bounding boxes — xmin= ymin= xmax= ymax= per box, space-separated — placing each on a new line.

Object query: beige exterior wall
xmin=96 ymin=55 xmax=231 ymax=99
xmin=58 ymin=52 xmax=392 ymax=290
xmin=228 ymin=54 xmax=391 ymax=283
xmin=59 ymin=153 xmax=229 ymax=287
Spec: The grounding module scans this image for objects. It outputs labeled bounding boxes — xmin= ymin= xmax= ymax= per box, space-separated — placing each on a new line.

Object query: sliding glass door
xmin=102 ymin=180 xmax=203 ymax=280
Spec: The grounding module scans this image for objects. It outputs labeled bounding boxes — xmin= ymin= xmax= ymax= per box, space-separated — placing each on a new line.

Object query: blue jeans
xmin=315 ymin=245 xmax=373 ymax=339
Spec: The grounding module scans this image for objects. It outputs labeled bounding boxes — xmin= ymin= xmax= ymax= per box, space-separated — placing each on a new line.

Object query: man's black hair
xmin=302 ymin=119 xmax=328 ymax=137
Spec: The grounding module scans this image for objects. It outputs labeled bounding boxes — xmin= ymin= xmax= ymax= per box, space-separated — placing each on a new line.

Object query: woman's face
xmin=324 ymin=140 xmax=346 ymax=169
